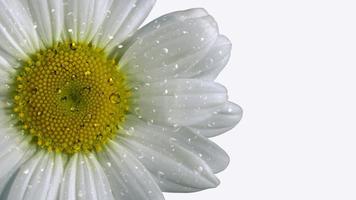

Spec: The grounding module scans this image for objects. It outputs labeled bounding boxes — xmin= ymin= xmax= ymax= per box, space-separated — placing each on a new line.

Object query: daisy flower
xmin=0 ymin=0 xmax=242 ymax=199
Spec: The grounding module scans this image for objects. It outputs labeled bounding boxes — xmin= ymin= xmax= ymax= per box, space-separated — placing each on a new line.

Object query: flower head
xmin=0 ymin=0 xmax=242 ymax=199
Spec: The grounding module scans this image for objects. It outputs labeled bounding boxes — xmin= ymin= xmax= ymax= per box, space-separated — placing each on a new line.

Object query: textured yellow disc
xmin=11 ymin=43 xmax=131 ymax=154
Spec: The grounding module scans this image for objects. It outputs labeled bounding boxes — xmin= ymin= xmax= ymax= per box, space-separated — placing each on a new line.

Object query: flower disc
xmin=10 ymin=43 xmax=131 ymax=154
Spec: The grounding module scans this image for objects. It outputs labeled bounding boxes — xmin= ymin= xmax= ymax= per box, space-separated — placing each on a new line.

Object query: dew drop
xmin=154 ymin=24 xmax=161 ymax=29
xmin=162 ymin=48 xmax=169 ymax=54
xmin=109 ymin=93 xmax=121 ymax=104
xmin=107 ymin=78 xmax=114 ymax=85
xmin=158 ymin=171 xmax=165 ymax=177
xmin=77 ymin=190 xmax=84 ymax=198
xmin=197 ymin=166 xmax=204 ymax=172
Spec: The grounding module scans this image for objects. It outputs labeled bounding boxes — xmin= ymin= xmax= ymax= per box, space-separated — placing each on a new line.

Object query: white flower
xmin=0 ymin=0 xmax=242 ymax=199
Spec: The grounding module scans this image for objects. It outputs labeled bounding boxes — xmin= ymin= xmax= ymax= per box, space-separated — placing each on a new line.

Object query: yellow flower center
xmin=10 ymin=43 xmax=131 ymax=154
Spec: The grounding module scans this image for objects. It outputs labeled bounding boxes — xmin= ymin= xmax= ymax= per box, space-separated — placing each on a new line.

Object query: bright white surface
xmin=147 ymin=1 xmax=356 ymax=200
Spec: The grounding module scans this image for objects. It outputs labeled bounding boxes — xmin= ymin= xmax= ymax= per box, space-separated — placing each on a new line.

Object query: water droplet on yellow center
xmin=10 ymin=43 xmax=131 ymax=154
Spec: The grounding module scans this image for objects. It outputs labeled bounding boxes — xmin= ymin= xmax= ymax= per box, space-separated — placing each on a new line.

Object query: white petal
xmin=0 ymin=113 xmax=36 ymax=190
xmin=0 ymin=163 xmax=18 ymax=198
xmin=189 ymin=101 xmax=243 ymax=137
xmin=0 ymin=55 xmax=16 ymax=73
xmin=59 ymin=153 xmax=114 ymax=200
xmin=0 ymin=129 xmax=35 ymax=175
xmin=179 ymin=35 xmax=232 ymax=80
xmin=0 ymin=0 xmax=42 ymax=60
xmin=117 ymin=115 xmax=223 ymax=192
xmin=97 ymin=141 xmax=164 ymax=200
xmin=46 ymin=153 xmax=67 ymax=199
xmin=93 ymin=0 xmax=156 ymax=52
xmin=6 ymin=151 xmax=65 ymax=200
xmin=63 ymin=0 xmax=112 ymax=43
xmin=132 ymin=79 xmax=227 ymax=126
xmin=0 ymin=59 xmax=14 ymax=97
xmin=123 ymin=115 xmax=230 ymax=173
xmin=0 ymin=137 xmax=35 ymax=198
xmin=27 ymin=0 xmax=64 ymax=47
xmin=117 ymin=8 xmax=219 ymax=82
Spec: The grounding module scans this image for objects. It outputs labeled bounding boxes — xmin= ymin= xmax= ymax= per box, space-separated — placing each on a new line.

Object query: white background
xmin=147 ymin=1 xmax=356 ymax=200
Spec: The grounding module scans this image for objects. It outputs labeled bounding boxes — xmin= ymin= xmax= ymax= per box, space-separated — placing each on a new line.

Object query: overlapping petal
xmin=116 ymin=115 xmax=228 ymax=192
xmin=6 ymin=151 xmax=65 ymax=200
xmin=61 ymin=0 xmax=155 ymax=50
xmin=27 ymin=0 xmax=64 ymax=47
xmin=189 ymin=101 xmax=243 ymax=138
xmin=0 ymin=0 xmax=42 ymax=63
xmin=97 ymin=141 xmax=164 ymax=200
xmin=0 ymin=111 xmax=36 ymax=197
xmin=59 ymin=153 xmax=114 ymax=200
xmin=131 ymin=78 xmax=227 ymax=126
xmin=92 ymin=0 xmax=156 ymax=52
xmin=115 ymin=8 xmax=232 ymax=85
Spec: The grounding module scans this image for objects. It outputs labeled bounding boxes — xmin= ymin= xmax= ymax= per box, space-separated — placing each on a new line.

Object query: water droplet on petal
xmin=162 ymin=48 xmax=169 ymax=54
xmin=109 ymin=93 xmax=121 ymax=104
xmin=78 ymin=190 xmax=84 ymax=198
xmin=197 ymin=166 xmax=204 ymax=172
